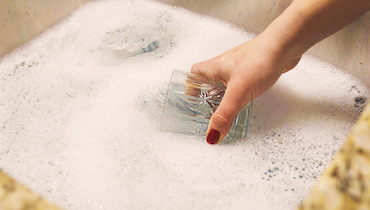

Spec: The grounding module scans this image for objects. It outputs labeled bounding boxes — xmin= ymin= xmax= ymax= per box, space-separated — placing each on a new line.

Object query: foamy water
xmin=0 ymin=0 xmax=369 ymax=209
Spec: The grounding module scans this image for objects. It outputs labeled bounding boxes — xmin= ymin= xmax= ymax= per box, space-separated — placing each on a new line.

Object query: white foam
xmin=0 ymin=0 xmax=369 ymax=209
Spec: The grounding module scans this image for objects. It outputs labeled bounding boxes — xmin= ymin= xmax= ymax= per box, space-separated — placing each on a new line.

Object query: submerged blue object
xmin=142 ymin=41 xmax=159 ymax=53
xmin=114 ymin=40 xmax=160 ymax=59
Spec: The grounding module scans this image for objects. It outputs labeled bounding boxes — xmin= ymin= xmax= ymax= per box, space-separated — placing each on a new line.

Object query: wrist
xmin=258 ymin=3 xmax=311 ymax=61
xmin=260 ymin=0 xmax=370 ymax=61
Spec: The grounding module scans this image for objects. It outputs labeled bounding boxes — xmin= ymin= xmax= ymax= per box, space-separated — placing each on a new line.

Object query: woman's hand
xmin=191 ymin=34 xmax=301 ymax=144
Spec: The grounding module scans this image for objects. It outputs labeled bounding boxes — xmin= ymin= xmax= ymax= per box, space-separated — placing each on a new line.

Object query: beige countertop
xmin=300 ymin=103 xmax=370 ymax=209
xmin=0 ymin=172 xmax=61 ymax=210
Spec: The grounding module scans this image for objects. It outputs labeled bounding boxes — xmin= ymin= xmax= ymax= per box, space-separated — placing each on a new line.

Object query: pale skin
xmin=191 ymin=0 xmax=370 ymax=144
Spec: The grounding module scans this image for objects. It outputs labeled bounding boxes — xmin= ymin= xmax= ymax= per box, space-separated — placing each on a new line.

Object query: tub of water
xmin=0 ymin=0 xmax=369 ymax=209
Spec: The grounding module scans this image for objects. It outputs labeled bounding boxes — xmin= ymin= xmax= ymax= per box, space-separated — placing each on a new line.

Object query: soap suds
xmin=0 ymin=0 xmax=369 ymax=209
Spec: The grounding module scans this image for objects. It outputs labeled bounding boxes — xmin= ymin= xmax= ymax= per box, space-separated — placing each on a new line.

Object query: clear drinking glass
xmin=161 ymin=70 xmax=253 ymax=139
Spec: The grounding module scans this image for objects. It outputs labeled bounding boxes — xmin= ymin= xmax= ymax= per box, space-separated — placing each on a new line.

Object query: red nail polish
xmin=207 ymin=129 xmax=220 ymax=144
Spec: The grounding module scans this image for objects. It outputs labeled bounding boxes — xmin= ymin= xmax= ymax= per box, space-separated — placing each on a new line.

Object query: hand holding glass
xmin=161 ymin=70 xmax=253 ymax=140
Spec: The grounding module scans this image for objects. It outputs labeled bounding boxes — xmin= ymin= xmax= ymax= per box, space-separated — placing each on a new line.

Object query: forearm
xmin=261 ymin=0 xmax=370 ymax=59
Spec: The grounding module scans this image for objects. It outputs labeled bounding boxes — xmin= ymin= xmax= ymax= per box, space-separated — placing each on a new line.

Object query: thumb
xmin=206 ymin=82 xmax=249 ymax=144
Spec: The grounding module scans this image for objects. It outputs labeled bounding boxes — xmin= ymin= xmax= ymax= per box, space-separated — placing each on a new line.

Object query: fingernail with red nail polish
xmin=207 ymin=129 xmax=220 ymax=144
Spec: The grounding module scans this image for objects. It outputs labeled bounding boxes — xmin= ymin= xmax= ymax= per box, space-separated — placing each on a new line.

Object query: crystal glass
xmin=161 ymin=70 xmax=253 ymax=139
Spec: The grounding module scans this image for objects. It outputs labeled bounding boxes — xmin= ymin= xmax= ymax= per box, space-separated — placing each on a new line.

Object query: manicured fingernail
xmin=207 ymin=129 xmax=220 ymax=144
